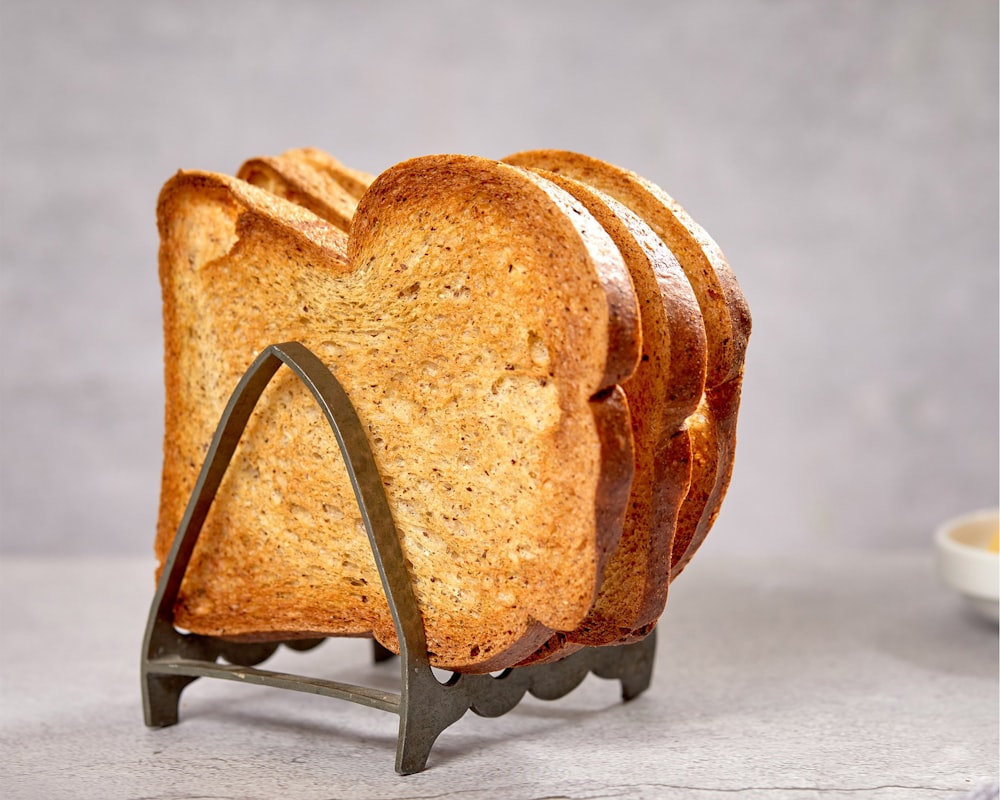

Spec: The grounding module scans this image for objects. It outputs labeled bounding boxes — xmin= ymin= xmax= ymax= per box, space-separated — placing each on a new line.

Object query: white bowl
xmin=935 ymin=508 xmax=999 ymax=622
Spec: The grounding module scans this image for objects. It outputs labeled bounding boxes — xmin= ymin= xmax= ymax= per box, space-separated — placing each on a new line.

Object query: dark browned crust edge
xmin=670 ymin=369 xmax=745 ymax=579
xmin=505 ymin=150 xmax=751 ymax=637
xmin=511 ymin=168 xmax=705 ymax=662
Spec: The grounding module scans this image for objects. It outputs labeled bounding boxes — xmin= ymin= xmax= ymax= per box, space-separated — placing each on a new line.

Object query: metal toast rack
xmin=141 ymin=342 xmax=656 ymax=774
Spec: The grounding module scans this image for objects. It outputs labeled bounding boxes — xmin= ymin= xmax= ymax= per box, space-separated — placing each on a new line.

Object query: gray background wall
xmin=1 ymin=0 xmax=996 ymax=558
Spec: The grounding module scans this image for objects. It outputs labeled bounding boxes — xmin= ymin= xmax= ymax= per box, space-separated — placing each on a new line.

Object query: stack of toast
xmin=155 ymin=148 xmax=750 ymax=672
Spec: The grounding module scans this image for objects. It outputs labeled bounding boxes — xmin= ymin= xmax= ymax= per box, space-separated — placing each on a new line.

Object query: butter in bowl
xmin=935 ymin=508 xmax=1000 ymax=623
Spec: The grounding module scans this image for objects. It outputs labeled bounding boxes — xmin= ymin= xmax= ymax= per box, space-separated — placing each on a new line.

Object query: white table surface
xmin=1 ymin=551 xmax=996 ymax=800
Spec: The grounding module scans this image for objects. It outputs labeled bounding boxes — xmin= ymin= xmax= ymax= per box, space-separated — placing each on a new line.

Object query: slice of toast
xmin=504 ymin=150 xmax=751 ymax=600
xmin=509 ymin=170 xmax=707 ymax=659
xmin=236 ymin=149 xmax=361 ymax=233
xmin=156 ymin=155 xmax=641 ymax=671
xmin=291 ymin=146 xmax=375 ymax=199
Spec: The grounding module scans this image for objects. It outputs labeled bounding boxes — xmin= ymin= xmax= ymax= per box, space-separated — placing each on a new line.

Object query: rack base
xmin=143 ymin=630 xmax=655 ymax=774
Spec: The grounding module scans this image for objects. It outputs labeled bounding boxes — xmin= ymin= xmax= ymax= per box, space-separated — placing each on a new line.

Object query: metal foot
xmin=618 ymin=631 xmax=656 ymax=701
xmin=143 ymin=672 xmax=197 ymax=728
xmin=395 ymin=681 xmax=467 ymax=774
xmin=395 ymin=716 xmax=442 ymax=775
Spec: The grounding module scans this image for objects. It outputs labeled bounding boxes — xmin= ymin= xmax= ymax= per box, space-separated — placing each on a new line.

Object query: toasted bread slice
xmin=291 ymin=146 xmax=375 ymax=200
xmin=156 ymin=156 xmax=641 ymax=671
xmin=236 ymin=150 xmax=360 ymax=233
xmin=504 ymin=151 xmax=751 ymax=595
xmin=509 ymin=170 xmax=706 ymax=659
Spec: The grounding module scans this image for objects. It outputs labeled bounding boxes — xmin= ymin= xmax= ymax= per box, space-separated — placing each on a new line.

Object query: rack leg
xmin=395 ymin=705 xmax=463 ymax=775
xmin=617 ymin=632 xmax=656 ymax=701
xmin=394 ymin=671 xmax=469 ymax=775
xmin=395 ymin=719 xmax=438 ymax=775
xmin=143 ymin=672 xmax=198 ymax=728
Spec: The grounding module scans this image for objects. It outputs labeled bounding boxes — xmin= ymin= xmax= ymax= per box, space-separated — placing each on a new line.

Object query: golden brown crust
xmin=670 ymin=370 xmax=743 ymax=578
xmin=156 ymin=157 xmax=640 ymax=671
xmin=587 ymin=385 xmax=637 ymax=593
xmin=504 ymin=150 xmax=749 ymax=386
xmin=508 ymin=168 xmax=706 ymax=660
xmin=665 ymin=399 xmax=719 ymax=581
xmin=504 ymin=150 xmax=750 ymax=606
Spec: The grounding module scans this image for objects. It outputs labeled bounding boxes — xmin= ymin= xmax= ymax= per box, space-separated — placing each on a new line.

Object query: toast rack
xmin=141 ymin=341 xmax=656 ymax=774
